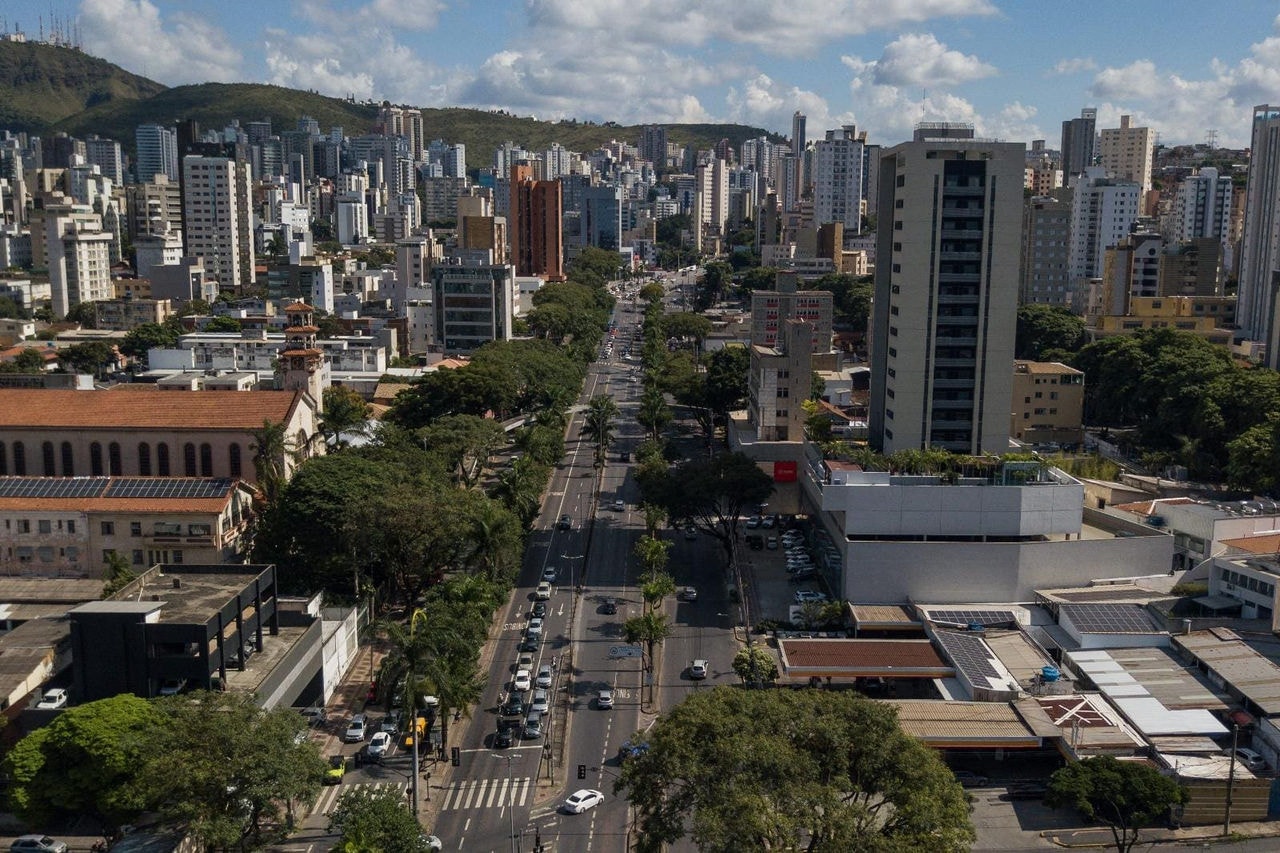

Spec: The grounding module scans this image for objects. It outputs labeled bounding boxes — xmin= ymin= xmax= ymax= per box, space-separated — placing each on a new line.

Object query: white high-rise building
xmin=181 ymin=156 xmax=256 ymax=288
xmin=336 ymin=198 xmax=368 ymax=245
xmin=1240 ymin=105 xmax=1280 ymax=356
xmin=870 ymin=125 xmax=1025 ymax=455
xmin=1097 ymin=115 xmax=1155 ymax=197
xmin=1170 ymin=167 xmax=1233 ymax=244
xmin=135 ymin=124 xmax=178 ymax=182
xmin=694 ymin=157 xmax=729 ymax=241
xmin=812 ymin=125 xmax=865 ymax=235
xmin=85 ymin=137 xmax=123 ymax=184
xmin=46 ymin=205 xmax=113 ymax=316
xmin=1068 ymin=167 xmax=1141 ymax=282
xmin=544 ymin=143 xmax=572 ymax=180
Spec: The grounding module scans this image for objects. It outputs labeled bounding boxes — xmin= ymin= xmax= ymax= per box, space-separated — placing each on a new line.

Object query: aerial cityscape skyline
xmin=5 ymin=1 xmax=1280 ymax=147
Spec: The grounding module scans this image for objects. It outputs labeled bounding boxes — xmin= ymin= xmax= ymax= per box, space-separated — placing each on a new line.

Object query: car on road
xmin=518 ymin=652 xmax=534 ymax=671
xmin=527 ymin=617 xmax=544 ymax=637
xmin=612 ymin=499 xmax=625 ymax=511
xmin=494 ymin=726 xmax=514 ymax=749
xmin=522 ymin=711 xmax=543 ymax=739
xmin=562 ymin=789 xmax=605 ymax=814
xmin=9 ymin=836 xmax=68 ymax=853
xmin=380 ymin=711 xmax=401 ymax=734
xmin=300 ymin=706 xmax=326 ymax=727
xmin=343 ymin=714 xmax=368 ymax=743
xmin=324 ymin=755 xmax=347 ymax=784
xmin=600 ymin=597 xmax=618 ymax=615
xmin=531 ymin=601 xmax=547 ymax=618
xmin=597 ymin=688 xmax=614 ymax=709
xmin=536 ymin=664 xmax=554 ymax=689
xmin=535 ymin=582 xmax=552 ymax=600
xmin=367 ymin=731 xmax=391 ymax=759
xmin=679 ymin=586 xmax=698 ymax=602
xmin=557 ymin=515 xmax=572 ymax=531
xmin=745 ymin=515 xmax=762 ymax=529
xmin=519 ymin=635 xmax=540 ymax=652
xmin=952 ymin=770 xmax=989 ymax=788
xmin=35 ymin=688 xmax=68 ymax=710
xmin=689 ymin=659 xmax=708 ymax=680
xmin=684 ymin=526 xmax=697 ymax=540
xmin=530 ymin=688 xmax=550 ymax=714
xmin=541 ymin=566 xmax=558 ymax=582
xmin=513 ymin=669 xmax=532 ymax=692
xmin=501 ymin=694 xmax=525 ymax=718
xmin=794 ymin=590 xmax=829 ymax=604
xmin=423 ymin=836 xmax=443 ymax=852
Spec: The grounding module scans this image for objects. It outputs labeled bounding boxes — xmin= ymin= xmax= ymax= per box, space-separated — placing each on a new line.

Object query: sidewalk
xmin=1042 ymin=818 xmax=1280 ymax=847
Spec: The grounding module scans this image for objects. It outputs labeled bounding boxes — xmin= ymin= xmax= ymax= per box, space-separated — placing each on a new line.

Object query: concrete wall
xmin=841 ymin=534 xmax=1172 ymax=604
xmin=320 ymin=606 xmax=361 ymax=705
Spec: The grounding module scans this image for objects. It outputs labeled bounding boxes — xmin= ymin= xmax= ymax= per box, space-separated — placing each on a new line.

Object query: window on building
xmin=60 ymin=442 xmax=74 ymax=476
xmin=38 ymin=519 xmax=51 ymax=534
xmin=199 ymin=443 xmax=213 ymax=477
xmin=131 ymin=521 xmax=142 ymax=536
xmin=108 ymin=443 xmax=122 ymax=476
xmin=183 ymin=443 xmax=197 ymax=477
xmin=229 ymin=443 xmax=242 ymax=478
xmin=157 ymin=443 xmax=170 ymax=476
xmin=90 ymin=442 xmax=104 ymax=476
xmin=12 ymin=441 xmax=24 ymax=475
xmin=171 ymin=550 xmax=184 ymax=564
xmin=101 ymin=521 xmax=115 ymax=535
xmin=132 ymin=549 xmax=144 ymax=566
xmin=41 ymin=441 xmax=55 ymax=476
xmin=138 ymin=442 xmax=151 ymax=476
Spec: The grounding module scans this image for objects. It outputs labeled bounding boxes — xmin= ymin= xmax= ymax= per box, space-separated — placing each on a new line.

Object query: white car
xmin=562 ymin=788 xmax=604 ymax=814
xmin=35 ymin=688 xmax=68 ymax=710
xmin=530 ymin=688 xmax=550 ymax=714
xmin=542 ymin=566 xmax=558 ymax=582
xmin=536 ymin=664 xmax=554 ymax=689
xmin=367 ymin=731 xmax=391 ymax=759
xmin=597 ymin=689 xmax=614 ymax=709
xmin=689 ymin=659 xmax=708 ymax=680
xmin=513 ymin=669 xmax=532 ymax=692
xmin=527 ymin=617 xmax=544 ymax=636
xmin=535 ymin=582 xmax=552 ymax=600
xmin=1233 ymin=747 xmax=1268 ymax=773
xmin=612 ymin=499 xmax=625 ymax=511
xmin=794 ymin=590 xmax=829 ymax=604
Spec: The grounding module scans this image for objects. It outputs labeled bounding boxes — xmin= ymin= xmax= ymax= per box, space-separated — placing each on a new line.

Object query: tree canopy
xmin=1045 ymin=756 xmax=1186 ymax=853
xmin=617 ymin=688 xmax=974 ymax=852
xmin=1016 ymin=304 xmax=1086 ymax=361
xmin=328 ymin=786 xmax=436 ymax=853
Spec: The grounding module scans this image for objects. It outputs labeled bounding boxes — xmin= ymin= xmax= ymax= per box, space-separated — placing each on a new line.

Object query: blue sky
xmin=6 ymin=0 xmax=1280 ymax=149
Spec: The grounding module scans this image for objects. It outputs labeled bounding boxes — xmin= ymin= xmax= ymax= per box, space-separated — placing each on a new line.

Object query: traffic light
xmin=451 ymin=746 xmax=460 ymax=767
xmin=577 ymin=763 xmax=587 ymax=780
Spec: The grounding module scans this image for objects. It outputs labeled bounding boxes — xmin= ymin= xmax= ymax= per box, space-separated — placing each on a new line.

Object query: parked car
xmin=745 ymin=515 xmax=762 ymax=529
xmin=35 ymin=688 xmax=68 ymax=710
xmin=789 ymin=570 xmax=819 ymax=583
xmin=9 ymin=836 xmax=67 ymax=853
xmin=794 ymin=590 xmax=828 ymax=604
xmin=1002 ymin=781 xmax=1048 ymax=800
xmin=300 ymin=706 xmax=326 ymax=727
xmin=562 ymin=789 xmax=605 ymax=814
xmin=343 ymin=714 xmax=368 ymax=743
xmin=1233 ymin=747 xmax=1269 ymax=773
xmin=597 ymin=689 xmax=614 ymax=709
xmin=536 ymin=664 xmax=554 ymax=689
xmin=952 ymin=770 xmax=989 ymax=788
xmin=689 ymin=659 xmax=708 ymax=680
xmin=766 ymin=536 xmax=778 ymax=550
xmin=367 ymin=731 xmax=392 ymax=759
xmin=423 ymin=836 xmax=443 ymax=852
xmin=535 ymin=582 xmax=553 ymax=600
xmin=323 ymin=755 xmax=347 ymax=785
xmin=679 ymin=586 xmax=698 ymax=602
xmin=513 ymin=669 xmax=532 ymax=692
xmin=761 ymin=515 xmax=776 ymax=529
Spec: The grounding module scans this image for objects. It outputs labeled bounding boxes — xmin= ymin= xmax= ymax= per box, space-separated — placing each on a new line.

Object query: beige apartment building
xmin=1010 ymin=361 xmax=1084 ymax=447
xmin=0 ymin=477 xmax=256 ymax=577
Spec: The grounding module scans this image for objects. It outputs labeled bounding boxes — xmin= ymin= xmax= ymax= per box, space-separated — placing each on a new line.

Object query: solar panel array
xmin=921 ymin=607 xmax=1017 ymax=627
xmin=935 ymin=630 xmax=1002 ymax=681
xmin=0 ymin=477 xmax=232 ymax=500
xmin=1060 ymin=603 xmax=1158 ymax=634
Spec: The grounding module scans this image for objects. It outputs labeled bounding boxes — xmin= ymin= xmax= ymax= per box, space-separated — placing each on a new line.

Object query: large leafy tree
xmin=328 ymin=786 xmax=436 ymax=853
xmin=1045 ymin=756 xmax=1186 ymax=853
xmin=617 ymin=688 xmax=974 ymax=852
xmin=639 ymin=452 xmax=774 ymax=566
xmin=59 ymin=341 xmax=116 ymax=376
xmin=419 ymin=414 xmax=506 ymax=488
xmin=1015 ymin=304 xmax=1086 ymax=361
xmin=320 ymin=386 xmax=372 ymax=449
xmin=808 ymin=273 xmax=874 ymax=333
xmin=120 ymin=322 xmax=180 ymax=359
xmin=3 ymin=695 xmax=162 ymax=831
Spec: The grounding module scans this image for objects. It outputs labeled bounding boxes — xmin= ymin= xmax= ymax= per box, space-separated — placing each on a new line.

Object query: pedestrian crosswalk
xmin=314 ymin=780 xmax=408 ymax=815
xmin=439 ymin=776 xmax=535 ymax=811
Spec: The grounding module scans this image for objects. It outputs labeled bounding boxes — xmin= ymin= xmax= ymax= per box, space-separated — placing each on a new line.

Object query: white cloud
xmin=293 ymin=0 xmax=446 ymax=32
xmin=78 ymin=0 xmax=242 ymax=84
xmin=1051 ymin=57 xmax=1096 ymax=75
xmin=872 ymin=33 xmax=996 ymax=87
xmin=724 ymin=75 xmax=846 ymax=139
xmin=526 ymin=0 xmax=998 ymax=53
xmin=265 ymin=28 xmax=445 ymax=105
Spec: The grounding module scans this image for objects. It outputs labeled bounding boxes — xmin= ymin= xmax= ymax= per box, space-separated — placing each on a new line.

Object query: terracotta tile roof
xmin=1219 ymin=533 xmax=1280 ymax=554
xmin=0 ymin=388 xmax=303 ymax=430
xmin=781 ymin=639 xmax=950 ymax=671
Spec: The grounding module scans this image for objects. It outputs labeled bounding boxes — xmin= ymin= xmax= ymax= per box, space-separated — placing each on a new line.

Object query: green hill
xmin=0 ymin=39 xmax=166 ymax=133
xmin=3 ymin=41 xmax=781 ymax=170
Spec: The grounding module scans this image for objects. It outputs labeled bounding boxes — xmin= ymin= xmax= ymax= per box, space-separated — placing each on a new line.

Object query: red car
xmin=366 ymin=683 xmax=377 ymax=702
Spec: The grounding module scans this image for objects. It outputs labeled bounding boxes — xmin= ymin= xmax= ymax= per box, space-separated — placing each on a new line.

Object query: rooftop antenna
xmin=1206 ymin=129 xmax=1219 ymax=149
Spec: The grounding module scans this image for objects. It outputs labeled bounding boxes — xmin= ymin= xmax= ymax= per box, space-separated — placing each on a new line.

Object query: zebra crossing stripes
xmin=440 ymin=776 xmax=534 ymax=811
xmin=314 ymin=780 xmax=408 ymax=815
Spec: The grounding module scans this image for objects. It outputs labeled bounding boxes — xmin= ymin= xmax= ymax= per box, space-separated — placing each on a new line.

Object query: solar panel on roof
xmin=936 ymin=631 xmax=1002 ymax=681
xmin=0 ymin=477 xmax=110 ymax=499
xmin=1060 ymin=603 xmax=1158 ymax=634
xmin=921 ymin=608 xmax=1016 ymax=627
xmin=105 ymin=479 xmax=233 ymax=499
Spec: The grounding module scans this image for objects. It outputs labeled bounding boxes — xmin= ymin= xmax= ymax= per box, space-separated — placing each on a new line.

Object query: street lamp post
xmin=562 ymin=553 xmax=585 ymax=592
xmin=493 ymin=752 xmax=521 ymax=853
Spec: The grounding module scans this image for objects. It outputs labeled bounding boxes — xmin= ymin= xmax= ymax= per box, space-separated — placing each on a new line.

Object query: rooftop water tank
xmin=1041 ymin=666 xmax=1061 ymax=683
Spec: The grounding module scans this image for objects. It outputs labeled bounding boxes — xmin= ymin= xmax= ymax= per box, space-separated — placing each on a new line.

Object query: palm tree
xmin=623 ymin=612 xmax=672 ymax=692
xmin=250 ymin=419 xmax=296 ymax=505
xmin=580 ymin=394 xmax=619 ymax=467
xmin=635 ymin=386 xmax=673 ymax=443
xmin=421 ymin=653 xmax=484 ymax=753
